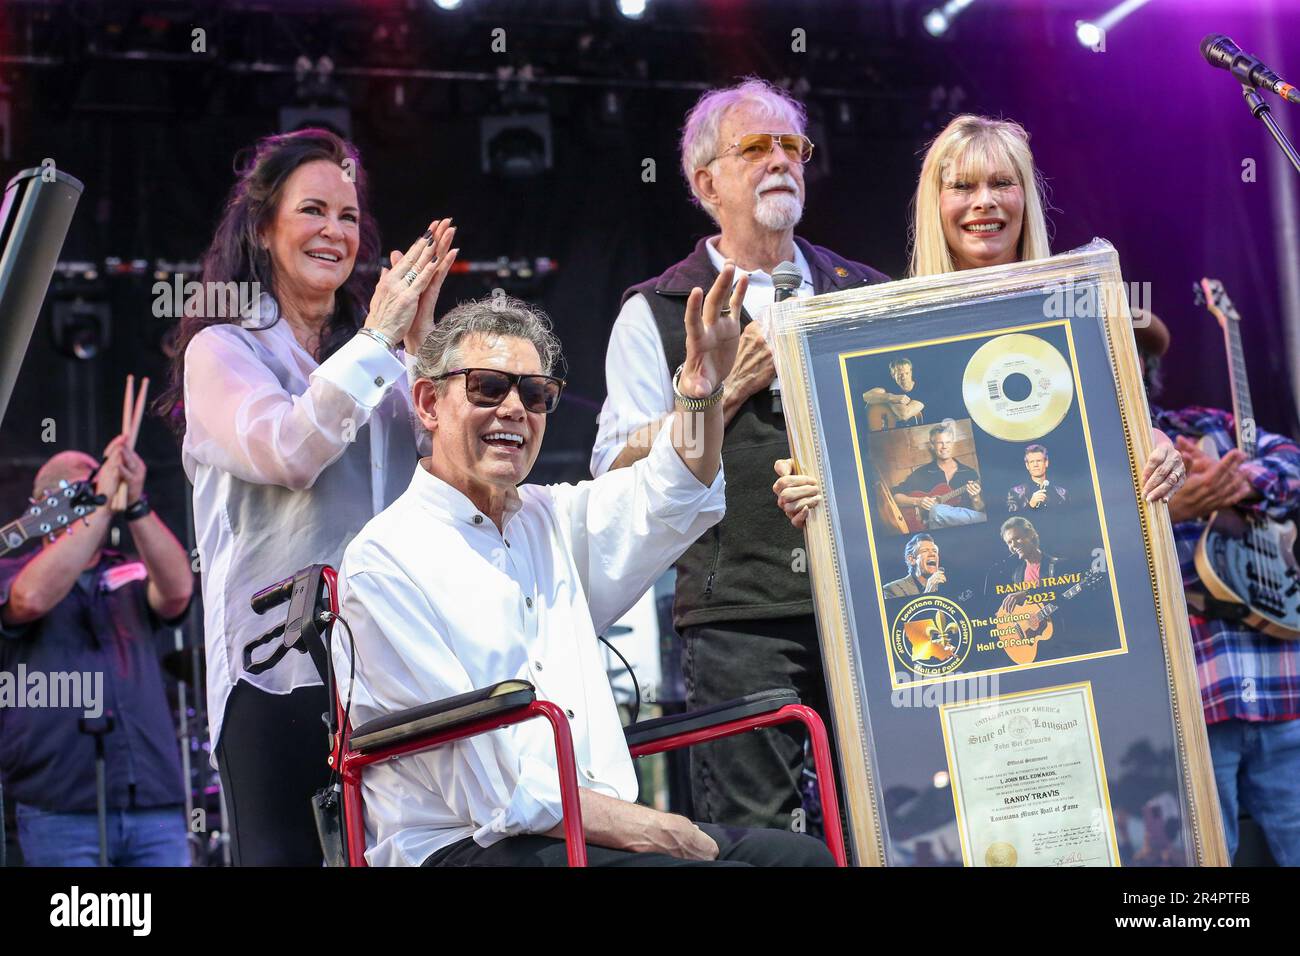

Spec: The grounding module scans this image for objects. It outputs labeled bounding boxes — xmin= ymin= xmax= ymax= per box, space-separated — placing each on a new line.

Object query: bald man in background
xmin=0 ymin=437 xmax=193 ymax=866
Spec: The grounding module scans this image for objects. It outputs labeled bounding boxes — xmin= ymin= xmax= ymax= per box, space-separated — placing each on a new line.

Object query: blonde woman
xmin=774 ymin=114 xmax=1185 ymax=524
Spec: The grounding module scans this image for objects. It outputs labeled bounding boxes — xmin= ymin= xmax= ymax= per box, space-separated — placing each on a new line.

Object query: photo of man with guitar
xmin=890 ymin=421 xmax=985 ymax=530
xmin=1144 ymin=286 xmax=1300 ymax=866
xmin=863 ymin=356 xmax=927 ymax=431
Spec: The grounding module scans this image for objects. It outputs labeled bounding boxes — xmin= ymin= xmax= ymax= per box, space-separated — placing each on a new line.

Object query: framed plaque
xmin=771 ymin=240 xmax=1227 ymax=866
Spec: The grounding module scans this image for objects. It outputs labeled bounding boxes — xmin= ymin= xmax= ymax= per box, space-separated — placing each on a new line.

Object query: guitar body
xmin=1193 ymin=508 xmax=1300 ymax=638
xmin=1188 ymin=278 xmax=1300 ymax=640
xmin=867 ymin=403 xmax=902 ymax=431
xmin=903 ymin=483 xmax=963 ymax=533
xmin=875 ymin=480 xmax=909 ymax=535
xmin=993 ymin=602 xmax=1054 ymax=664
xmin=1188 ymin=435 xmax=1300 ymax=638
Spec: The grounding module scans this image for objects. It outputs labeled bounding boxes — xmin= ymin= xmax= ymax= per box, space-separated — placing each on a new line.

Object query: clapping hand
xmin=365 ymin=218 xmax=458 ymax=354
xmin=1167 ymin=436 xmax=1252 ymax=523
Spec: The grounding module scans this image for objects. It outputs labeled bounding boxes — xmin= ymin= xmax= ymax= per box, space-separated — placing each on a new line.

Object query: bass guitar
xmin=1188 ymin=278 xmax=1300 ymax=638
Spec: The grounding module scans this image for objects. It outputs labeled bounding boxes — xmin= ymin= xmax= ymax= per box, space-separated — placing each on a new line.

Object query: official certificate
xmin=939 ymin=681 xmax=1120 ymax=866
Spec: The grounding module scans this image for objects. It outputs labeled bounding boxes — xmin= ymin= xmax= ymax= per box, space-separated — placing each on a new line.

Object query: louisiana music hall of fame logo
xmin=890 ymin=595 xmax=973 ymax=679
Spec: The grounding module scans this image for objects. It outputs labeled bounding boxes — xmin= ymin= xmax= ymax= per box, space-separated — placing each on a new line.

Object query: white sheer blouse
xmin=182 ymin=295 xmax=427 ymax=754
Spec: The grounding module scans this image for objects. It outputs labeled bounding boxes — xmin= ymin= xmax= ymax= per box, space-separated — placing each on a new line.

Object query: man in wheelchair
xmin=334 ymin=265 xmax=833 ymax=866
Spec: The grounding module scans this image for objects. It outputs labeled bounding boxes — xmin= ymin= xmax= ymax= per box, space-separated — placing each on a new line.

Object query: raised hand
xmin=403 ymin=218 xmax=457 ymax=355
xmin=678 ymin=261 xmax=746 ymax=399
xmin=364 ymin=218 xmax=457 ymax=350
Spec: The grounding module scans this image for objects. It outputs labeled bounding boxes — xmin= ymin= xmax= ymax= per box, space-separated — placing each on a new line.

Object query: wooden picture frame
xmin=771 ymin=240 xmax=1227 ymax=867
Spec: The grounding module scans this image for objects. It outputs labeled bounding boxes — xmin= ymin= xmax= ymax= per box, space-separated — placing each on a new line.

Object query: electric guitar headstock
xmin=1193 ymin=277 xmax=1241 ymax=331
xmin=1193 ymin=276 xmax=1256 ymax=456
xmin=1 ymin=479 xmax=105 ymax=555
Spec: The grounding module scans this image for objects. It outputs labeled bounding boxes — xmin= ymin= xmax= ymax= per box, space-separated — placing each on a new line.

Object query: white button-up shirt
xmin=335 ymin=421 xmax=725 ymax=866
xmin=182 ymin=295 xmax=426 ymax=754
xmin=590 ymin=236 xmax=814 ymax=478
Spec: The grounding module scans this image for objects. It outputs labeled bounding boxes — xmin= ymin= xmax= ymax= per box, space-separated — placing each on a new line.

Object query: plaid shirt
xmin=1154 ymin=406 xmax=1300 ymax=724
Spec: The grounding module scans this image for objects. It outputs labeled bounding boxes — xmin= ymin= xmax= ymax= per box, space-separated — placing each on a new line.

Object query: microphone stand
xmin=1241 ymin=84 xmax=1300 ymax=177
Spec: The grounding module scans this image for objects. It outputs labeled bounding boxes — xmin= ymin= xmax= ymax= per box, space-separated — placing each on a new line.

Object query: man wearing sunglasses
xmin=334 ymin=283 xmax=833 ymax=866
xmin=592 ymin=79 xmax=889 ymax=833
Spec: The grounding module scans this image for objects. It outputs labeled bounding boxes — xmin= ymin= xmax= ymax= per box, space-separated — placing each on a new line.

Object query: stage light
xmin=1076 ymin=0 xmax=1154 ymax=52
xmin=923 ymin=0 xmax=975 ymax=38
xmin=616 ymin=0 xmax=649 ymax=19
xmin=1076 ymin=21 xmax=1103 ymax=49
xmin=51 ymin=299 xmax=111 ymax=361
xmin=480 ymin=113 xmax=553 ymax=178
xmin=431 ymin=0 xmax=463 ymax=10
xmin=923 ymin=10 xmax=948 ymax=37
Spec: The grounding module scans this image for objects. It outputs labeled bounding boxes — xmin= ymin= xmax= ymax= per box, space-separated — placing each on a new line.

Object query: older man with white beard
xmin=591 ymin=78 xmax=889 ymax=832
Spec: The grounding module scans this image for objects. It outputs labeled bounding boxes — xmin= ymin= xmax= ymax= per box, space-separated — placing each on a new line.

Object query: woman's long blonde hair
xmin=908 ymin=115 xmax=1052 ymax=277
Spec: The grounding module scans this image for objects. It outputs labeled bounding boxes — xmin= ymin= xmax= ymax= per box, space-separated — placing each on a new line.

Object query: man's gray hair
xmin=679 ymin=77 xmax=807 ymax=223
xmin=413 ymin=295 xmax=564 ymax=383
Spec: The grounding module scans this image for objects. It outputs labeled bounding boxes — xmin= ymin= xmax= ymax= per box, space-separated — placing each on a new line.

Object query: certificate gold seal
xmin=984 ymin=841 xmax=1018 ymax=867
xmin=962 ymin=333 xmax=1073 ymax=441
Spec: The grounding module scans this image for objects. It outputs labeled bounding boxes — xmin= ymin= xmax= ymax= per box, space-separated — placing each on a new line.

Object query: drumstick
xmin=111 ymin=376 xmax=149 ymax=509
xmin=128 ymin=377 xmax=149 ymax=450
xmin=112 ymin=377 xmax=133 ymax=510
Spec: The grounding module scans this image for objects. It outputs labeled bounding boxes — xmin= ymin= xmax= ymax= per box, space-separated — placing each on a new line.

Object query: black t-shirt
xmin=873 ymin=379 xmax=939 ymax=429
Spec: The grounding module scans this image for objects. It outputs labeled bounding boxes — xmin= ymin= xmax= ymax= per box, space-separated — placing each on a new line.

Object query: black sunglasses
xmin=435 ymin=367 xmax=566 ymax=414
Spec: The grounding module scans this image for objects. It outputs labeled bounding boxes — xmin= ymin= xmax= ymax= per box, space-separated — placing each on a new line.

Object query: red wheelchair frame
xmin=255 ymin=565 xmax=848 ymax=867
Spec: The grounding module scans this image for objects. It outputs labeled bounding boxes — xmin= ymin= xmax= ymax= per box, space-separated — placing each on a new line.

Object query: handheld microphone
xmin=770 ymin=260 xmax=802 ymax=416
xmin=1201 ymin=34 xmax=1300 ymax=104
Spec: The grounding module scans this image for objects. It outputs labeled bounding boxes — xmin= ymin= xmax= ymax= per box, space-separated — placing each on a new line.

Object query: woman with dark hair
xmin=157 ymin=128 xmax=457 ymax=865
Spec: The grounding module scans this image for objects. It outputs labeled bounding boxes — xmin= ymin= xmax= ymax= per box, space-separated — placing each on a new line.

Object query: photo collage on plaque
xmin=839 ymin=319 xmax=1130 ymax=687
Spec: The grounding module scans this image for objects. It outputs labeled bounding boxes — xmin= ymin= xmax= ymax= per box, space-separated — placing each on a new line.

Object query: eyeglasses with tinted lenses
xmin=436 ymin=368 xmax=566 ymax=414
xmin=719 ymin=133 xmax=815 ymax=164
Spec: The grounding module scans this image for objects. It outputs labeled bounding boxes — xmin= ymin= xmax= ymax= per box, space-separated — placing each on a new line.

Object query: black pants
xmin=423 ymin=821 xmax=834 ymax=867
xmin=216 ymin=681 xmax=331 ymax=867
xmin=682 ymin=616 xmax=835 ymax=831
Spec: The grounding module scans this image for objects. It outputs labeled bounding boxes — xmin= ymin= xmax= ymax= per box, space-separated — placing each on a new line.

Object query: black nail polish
xmin=421 ymin=229 xmax=433 ymax=240
xmin=426 ymin=235 xmax=435 ymax=246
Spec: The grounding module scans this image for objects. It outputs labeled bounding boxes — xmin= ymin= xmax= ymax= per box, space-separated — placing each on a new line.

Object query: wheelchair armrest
xmin=349 ymin=679 xmax=536 ymax=754
xmin=622 ymin=688 xmax=800 ymax=749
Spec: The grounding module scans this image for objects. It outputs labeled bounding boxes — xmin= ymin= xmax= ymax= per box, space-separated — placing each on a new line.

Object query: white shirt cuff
xmin=472 ymin=775 xmax=564 ymax=848
xmin=311 ymin=333 xmax=406 ymax=410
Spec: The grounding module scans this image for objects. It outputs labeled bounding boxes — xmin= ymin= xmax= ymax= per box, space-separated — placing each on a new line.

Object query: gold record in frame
xmin=962 ymin=332 xmax=1074 ymax=441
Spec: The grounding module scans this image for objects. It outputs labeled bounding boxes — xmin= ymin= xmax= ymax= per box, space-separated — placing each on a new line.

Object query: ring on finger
xmin=403 ymin=268 xmax=420 ymax=286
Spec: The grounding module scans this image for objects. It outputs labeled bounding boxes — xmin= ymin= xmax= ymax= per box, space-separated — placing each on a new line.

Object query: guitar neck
xmin=1223 ymin=320 xmax=1257 ymax=458
xmin=1039 ymin=578 xmax=1093 ymax=621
